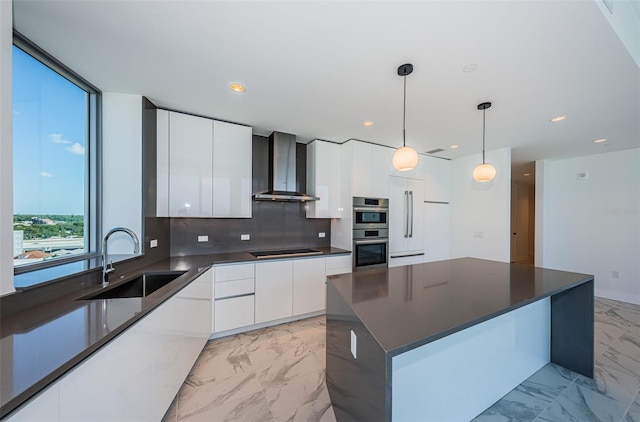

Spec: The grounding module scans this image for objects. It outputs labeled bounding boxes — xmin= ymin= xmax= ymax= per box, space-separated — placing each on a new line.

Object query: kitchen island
xmin=326 ymin=258 xmax=594 ymax=422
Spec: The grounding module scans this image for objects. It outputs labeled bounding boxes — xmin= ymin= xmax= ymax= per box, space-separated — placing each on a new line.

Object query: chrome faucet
xmin=102 ymin=227 xmax=140 ymax=287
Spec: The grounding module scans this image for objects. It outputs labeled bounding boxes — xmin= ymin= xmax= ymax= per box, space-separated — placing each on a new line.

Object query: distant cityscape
xmin=13 ymin=214 xmax=85 ymax=266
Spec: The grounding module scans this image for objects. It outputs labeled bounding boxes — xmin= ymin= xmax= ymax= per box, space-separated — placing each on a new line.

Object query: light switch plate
xmin=241 ymin=234 xmax=250 ymax=241
xmin=319 ymin=232 xmax=326 ymax=238
xmin=197 ymin=235 xmax=208 ymax=242
xmin=150 ymin=239 xmax=158 ymax=248
xmin=350 ymin=330 xmax=357 ymax=359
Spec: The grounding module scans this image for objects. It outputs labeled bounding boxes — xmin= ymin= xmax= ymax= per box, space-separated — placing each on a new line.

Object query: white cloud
xmin=49 ymin=133 xmax=72 ymax=145
xmin=40 ymin=171 xmax=53 ymax=178
xmin=67 ymin=143 xmax=85 ymax=155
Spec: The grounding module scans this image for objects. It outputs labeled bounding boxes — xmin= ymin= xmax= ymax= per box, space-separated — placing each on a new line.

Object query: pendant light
xmin=392 ymin=63 xmax=419 ymax=172
xmin=472 ymin=102 xmax=497 ymax=182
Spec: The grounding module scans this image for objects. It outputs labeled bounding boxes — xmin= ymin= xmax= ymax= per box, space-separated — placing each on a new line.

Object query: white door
xmin=389 ymin=176 xmax=409 ymax=256
xmin=255 ymin=261 xmax=293 ymax=323
xmin=293 ymin=258 xmax=327 ymax=315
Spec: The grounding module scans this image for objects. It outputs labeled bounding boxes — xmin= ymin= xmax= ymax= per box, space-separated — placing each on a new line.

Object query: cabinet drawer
xmin=214 ymin=263 xmax=255 ymax=282
xmin=214 ymin=278 xmax=254 ymax=299
xmin=214 ymin=295 xmax=255 ymax=332
xmin=326 ymin=255 xmax=352 ymax=275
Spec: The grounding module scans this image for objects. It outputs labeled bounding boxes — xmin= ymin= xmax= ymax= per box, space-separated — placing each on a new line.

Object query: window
xmin=12 ymin=33 xmax=100 ymax=274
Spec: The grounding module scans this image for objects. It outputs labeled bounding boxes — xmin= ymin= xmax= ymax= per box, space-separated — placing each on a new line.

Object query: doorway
xmin=510 ymin=181 xmax=535 ymax=265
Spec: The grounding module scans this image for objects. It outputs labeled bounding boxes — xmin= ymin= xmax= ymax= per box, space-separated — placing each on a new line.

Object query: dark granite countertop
xmin=1 ymin=247 xmax=350 ymax=418
xmin=327 ymin=258 xmax=593 ymax=356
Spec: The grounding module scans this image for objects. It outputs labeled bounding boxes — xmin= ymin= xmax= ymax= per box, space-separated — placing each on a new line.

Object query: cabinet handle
xmin=409 ymin=191 xmax=414 ymax=238
xmin=404 ymin=190 xmax=409 ymax=238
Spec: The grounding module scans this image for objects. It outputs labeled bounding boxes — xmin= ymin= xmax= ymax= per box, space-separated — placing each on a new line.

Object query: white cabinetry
xmin=424 ymin=203 xmax=451 ymax=263
xmin=423 ymin=156 xmax=451 ymax=203
xmin=292 ymin=258 xmax=327 ymax=315
xmin=6 ymin=384 xmax=59 ymax=422
xmin=389 ymin=176 xmax=425 ymax=267
xmin=348 ymin=141 xmax=391 ymax=198
xmin=52 ymin=271 xmax=211 ymax=421
xmin=306 ymin=140 xmax=342 ymax=219
xmin=157 ymin=110 xmax=252 ymax=218
xmin=213 ymin=263 xmax=255 ymax=332
xmin=326 ymin=254 xmax=352 ymax=275
xmin=168 ymin=111 xmax=214 ymax=217
xmin=212 ymin=121 xmax=252 ymax=218
xmin=255 ymin=261 xmax=293 ymax=323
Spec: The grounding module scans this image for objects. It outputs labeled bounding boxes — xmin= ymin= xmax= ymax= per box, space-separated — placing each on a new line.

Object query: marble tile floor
xmin=163 ymin=297 xmax=639 ymax=422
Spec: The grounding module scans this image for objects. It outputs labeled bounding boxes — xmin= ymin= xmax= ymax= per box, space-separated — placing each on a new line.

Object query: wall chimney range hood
xmin=253 ymin=132 xmax=319 ymax=202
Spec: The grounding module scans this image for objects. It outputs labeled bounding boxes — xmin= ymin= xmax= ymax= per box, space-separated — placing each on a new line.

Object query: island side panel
xmin=550 ymin=278 xmax=594 ymax=378
xmin=326 ymin=281 xmax=389 ymax=422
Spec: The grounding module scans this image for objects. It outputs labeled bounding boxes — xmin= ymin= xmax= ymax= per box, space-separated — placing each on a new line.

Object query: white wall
xmin=0 ymin=0 xmax=14 ymax=296
xmin=537 ymin=148 xmax=640 ymax=304
xmin=102 ymin=93 xmax=143 ymax=254
xmin=451 ymin=148 xmax=511 ymax=263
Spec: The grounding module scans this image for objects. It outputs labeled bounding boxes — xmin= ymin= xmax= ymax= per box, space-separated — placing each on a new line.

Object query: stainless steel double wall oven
xmin=352 ymin=197 xmax=389 ymax=270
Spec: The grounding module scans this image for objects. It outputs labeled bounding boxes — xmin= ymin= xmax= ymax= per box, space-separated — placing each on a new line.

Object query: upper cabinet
xmin=157 ymin=110 xmax=252 ymax=218
xmin=348 ymin=141 xmax=392 ymax=199
xmin=306 ymin=140 xmax=342 ymax=219
xmin=423 ymin=155 xmax=451 ymax=203
xmin=212 ymin=121 xmax=252 ymax=218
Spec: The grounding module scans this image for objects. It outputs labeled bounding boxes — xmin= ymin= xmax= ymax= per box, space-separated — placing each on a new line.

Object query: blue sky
xmin=13 ymin=45 xmax=87 ymax=216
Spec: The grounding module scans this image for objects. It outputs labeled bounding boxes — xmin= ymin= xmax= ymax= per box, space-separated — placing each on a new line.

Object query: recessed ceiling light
xmin=463 ymin=64 xmax=477 ymax=73
xmin=229 ymin=83 xmax=245 ymax=93
xmin=450 ymin=145 xmax=459 ymax=149
xmin=594 ymin=138 xmax=607 ymax=143
xmin=363 ymin=121 xmax=374 ymax=127
xmin=523 ymin=173 xmax=531 ymax=176
xmin=550 ymin=116 xmax=566 ymax=122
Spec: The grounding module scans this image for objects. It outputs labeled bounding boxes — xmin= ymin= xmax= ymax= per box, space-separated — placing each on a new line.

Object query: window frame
xmin=12 ymin=30 xmax=102 ymax=276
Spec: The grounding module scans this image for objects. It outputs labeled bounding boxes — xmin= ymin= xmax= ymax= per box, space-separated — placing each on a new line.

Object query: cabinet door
xmin=351 ymin=141 xmax=373 ymax=197
xmin=307 ymin=141 xmax=342 ymax=219
xmin=215 ymin=295 xmax=255 ymax=332
xmin=388 ymin=176 xmax=409 ymax=255
xmin=424 ymin=203 xmax=451 ymax=263
xmin=389 ymin=177 xmax=424 ymax=260
xmin=6 ymin=384 xmax=59 ymax=422
xmin=169 ymin=111 xmax=213 ymax=217
xmin=157 ymin=109 xmax=170 ymax=217
xmin=424 ymin=156 xmax=451 ymax=203
xmin=212 ymin=121 xmax=252 ymax=218
xmin=371 ymin=145 xmax=391 ymax=198
xmin=293 ymin=258 xmax=326 ymax=315
xmin=255 ymin=261 xmax=293 ymax=323
xmin=406 ymin=178 xmax=425 ymax=253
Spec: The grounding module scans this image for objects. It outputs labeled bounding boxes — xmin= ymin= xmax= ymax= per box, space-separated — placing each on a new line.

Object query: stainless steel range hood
xmin=253 ymin=132 xmax=319 ymax=202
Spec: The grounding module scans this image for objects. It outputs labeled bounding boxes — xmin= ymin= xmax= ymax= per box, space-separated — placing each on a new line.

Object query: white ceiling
xmin=13 ymin=0 xmax=640 ymax=184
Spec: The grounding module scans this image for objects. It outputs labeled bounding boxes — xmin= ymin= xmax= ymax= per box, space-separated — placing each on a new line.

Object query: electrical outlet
xmin=319 ymin=232 xmax=326 ymax=238
xmin=150 ymin=239 xmax=158 ymax=248
xmin=350 ymin=330 xmax=357 ymax=359
xmin=612 ymin=271 xmax=620 ymax=279
xmin=473 ymin=231 xmax=484 ymax=238
xmin=241 ymin=234 xmax=250 ymax=241
xmin=197 ymin=235 xmax=208 ymax=242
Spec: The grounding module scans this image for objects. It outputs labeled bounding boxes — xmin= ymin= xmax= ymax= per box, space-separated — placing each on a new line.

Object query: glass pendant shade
xmin=392 ymin=145 xmax=419 ymax=171
xmin=472 ymin=162 xmax=497 ymax=182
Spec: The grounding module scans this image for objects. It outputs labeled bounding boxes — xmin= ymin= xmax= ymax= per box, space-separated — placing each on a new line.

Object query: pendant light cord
xmin=402 ymin=74 xmax=407 ymax=147
xmin=482 ymin=107 xmax=486 ymax=164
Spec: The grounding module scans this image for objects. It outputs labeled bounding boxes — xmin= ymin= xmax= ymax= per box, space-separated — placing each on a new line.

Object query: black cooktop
xmin=249 ymin=248 xmax=322 ymax=259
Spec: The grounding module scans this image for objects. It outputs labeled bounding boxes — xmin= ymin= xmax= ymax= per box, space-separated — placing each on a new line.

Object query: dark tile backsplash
xmin=170 ymin=134 xmax=331 ymax=255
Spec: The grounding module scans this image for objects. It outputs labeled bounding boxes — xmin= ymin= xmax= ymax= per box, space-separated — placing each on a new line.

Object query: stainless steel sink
xmin=79 ymin=271 xmax=187 ymax=300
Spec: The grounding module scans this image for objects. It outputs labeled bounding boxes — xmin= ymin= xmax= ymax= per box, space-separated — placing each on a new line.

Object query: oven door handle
xmin=353 ymin=207 xmax=388 ymax=213
xmin=354 ymin=238 xmax=389 ymax=245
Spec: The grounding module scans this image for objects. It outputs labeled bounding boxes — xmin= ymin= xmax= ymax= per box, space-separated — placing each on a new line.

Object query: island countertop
xmin=328 ymin=257 xmax=593 ymax=356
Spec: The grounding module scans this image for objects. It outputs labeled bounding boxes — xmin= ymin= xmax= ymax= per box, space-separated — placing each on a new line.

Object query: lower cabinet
xmin=424 ymin=202 xmax=451 ymax=263
xmin=215 ymin=295 xmax=255 ymax=332
xmin=255 ymin=261 xmax=293 ymax=323
xmin=292 ymin=258 xmax=327 ymax=315
xmin=8 ymin=269 xmax=212 ymax=422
